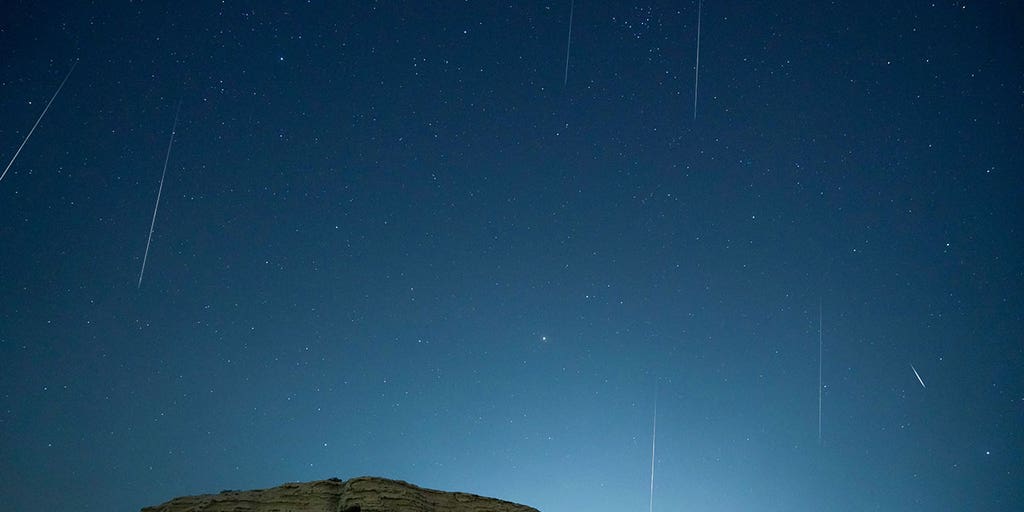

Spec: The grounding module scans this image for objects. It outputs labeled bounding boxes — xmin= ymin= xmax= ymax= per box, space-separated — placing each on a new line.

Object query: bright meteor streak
xmin=1 ymin=60 xmax=78 ymax=185
xmin=649 ymin=394 xmax=656 ymax=512
xmin=911 ymin=364 xmax=926 ymax=389
xmin=137 ymin=101 xmax=181 ymax=289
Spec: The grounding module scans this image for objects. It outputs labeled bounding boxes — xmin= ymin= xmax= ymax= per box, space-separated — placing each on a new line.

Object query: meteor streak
xmin=1 ymin=60 xmax=78 ymax=185
xmin=649 ymin=394 xmax=657 ymax=512
xmin=137 ymin=102 xmax=181 ymax=289
xmin=693 ymin=0 xmax=702 ymax=119
xmin=911 ymin=364 xmax=926 ymax=389
xmin=563 ymin=0 xmax=575 ymax=87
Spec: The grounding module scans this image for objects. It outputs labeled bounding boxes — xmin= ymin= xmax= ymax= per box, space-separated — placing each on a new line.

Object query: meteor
xmin=910 ymin=364 xmax=926 ymax=389
xmin=138 ymin=102 xmax=181 ymax=289
xmin=1 ymin=60 xmax=78 ymax=185
xmin=649 ymin=392 xmax=656 ymax=512
xmin=563 ymin=0 xmax=575 ymax=87
xmin=693 ymin=0 xmax=702 ymax=120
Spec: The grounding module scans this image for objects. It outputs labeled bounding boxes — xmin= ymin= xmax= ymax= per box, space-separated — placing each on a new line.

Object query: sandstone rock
xmin=141 ymin=476 xmax=540 ymax=512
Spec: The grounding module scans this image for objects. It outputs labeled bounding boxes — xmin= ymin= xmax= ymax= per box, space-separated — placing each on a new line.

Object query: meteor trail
xmin=563 ymin=0 xmax=575 ymax=87
xmin=649 ymin=393 xmax=657 ymax=512
xmin=1 ymin=60 xmax=78 ymax=185
xmin=911 ymin=364 xmax=926 ymax=389
xmin=693 ymin=0 xmax=702 ymax=120
xmin=137 ymin=102 xmax=181 ymax=289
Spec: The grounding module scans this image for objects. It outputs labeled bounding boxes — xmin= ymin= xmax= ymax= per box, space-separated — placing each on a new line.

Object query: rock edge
xmin=141 ymin=475 xmax=541 ymax=512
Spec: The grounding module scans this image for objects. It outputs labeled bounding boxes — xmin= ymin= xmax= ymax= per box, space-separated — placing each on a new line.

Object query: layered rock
xmin=141 ymin=476 xmax=540 ymax=512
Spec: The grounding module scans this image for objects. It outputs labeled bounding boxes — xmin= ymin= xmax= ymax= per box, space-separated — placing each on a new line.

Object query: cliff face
xmin=141 ymin=476 xmax=540 ymax=512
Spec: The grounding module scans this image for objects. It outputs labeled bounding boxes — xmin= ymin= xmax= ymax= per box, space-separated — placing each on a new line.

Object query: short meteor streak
xmin=911 ymin=364 xmax=926 ymax=389
xmin=1 ymin=60 xmax=78 ymax=185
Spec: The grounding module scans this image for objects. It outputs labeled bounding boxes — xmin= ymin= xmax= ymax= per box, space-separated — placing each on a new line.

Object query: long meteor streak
xmin=563 ymin=0 xmax=575 ymax=87
xmin=911 ymin=364 xmax=926 ymax=389
xmin=693 ymin=0 xmax=702 ymax=120
xmin=138 ymin=102 xmax=181 ymax=289
xmin=649 ymin=395 xmax=657 ymax=512
xmin=1 ymin=60 xmax=78 ymax=185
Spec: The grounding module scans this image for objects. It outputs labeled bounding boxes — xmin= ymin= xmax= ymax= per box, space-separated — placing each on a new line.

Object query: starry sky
xmin=1 ymin=1 xmax=1022 ymax=511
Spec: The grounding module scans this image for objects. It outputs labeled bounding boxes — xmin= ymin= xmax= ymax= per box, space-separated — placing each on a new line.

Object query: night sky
xmin=1 ymin=1 xmax=1022 ymax=511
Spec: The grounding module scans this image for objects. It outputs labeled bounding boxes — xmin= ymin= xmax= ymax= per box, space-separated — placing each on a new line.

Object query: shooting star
xmin=649 ymin=392 xmax=657 ymax=512
xmin=693 ymin=0 xmax=702 ymax=120
xmin=911 ymin=364 xmax=926 ymax=389
xmin=1 ymin=60 xmax=78 ymax=185
xmin=563 ymin=0 xmax=575 ymax=87
xmin=137 ymin=102 xmax=181 ymax=289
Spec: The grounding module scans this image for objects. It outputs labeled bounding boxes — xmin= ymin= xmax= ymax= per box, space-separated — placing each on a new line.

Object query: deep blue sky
xmin=1 ymin=1 xmax=1021 ymax=511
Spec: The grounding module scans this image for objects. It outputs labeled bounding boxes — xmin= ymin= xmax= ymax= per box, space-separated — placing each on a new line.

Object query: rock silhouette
xmin=141 ymin=476 xmax=540 ymax=512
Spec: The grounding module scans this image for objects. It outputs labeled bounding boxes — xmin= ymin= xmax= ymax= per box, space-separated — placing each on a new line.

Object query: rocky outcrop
xmin=141 ymin=476 xmax=540 ymax=512
xmin=140 ymin=478 xmax=344 ymax=512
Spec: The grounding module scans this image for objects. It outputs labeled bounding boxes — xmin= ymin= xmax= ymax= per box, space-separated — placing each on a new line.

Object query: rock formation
xmin=141 ymin=476 xmax=540 ymax=512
